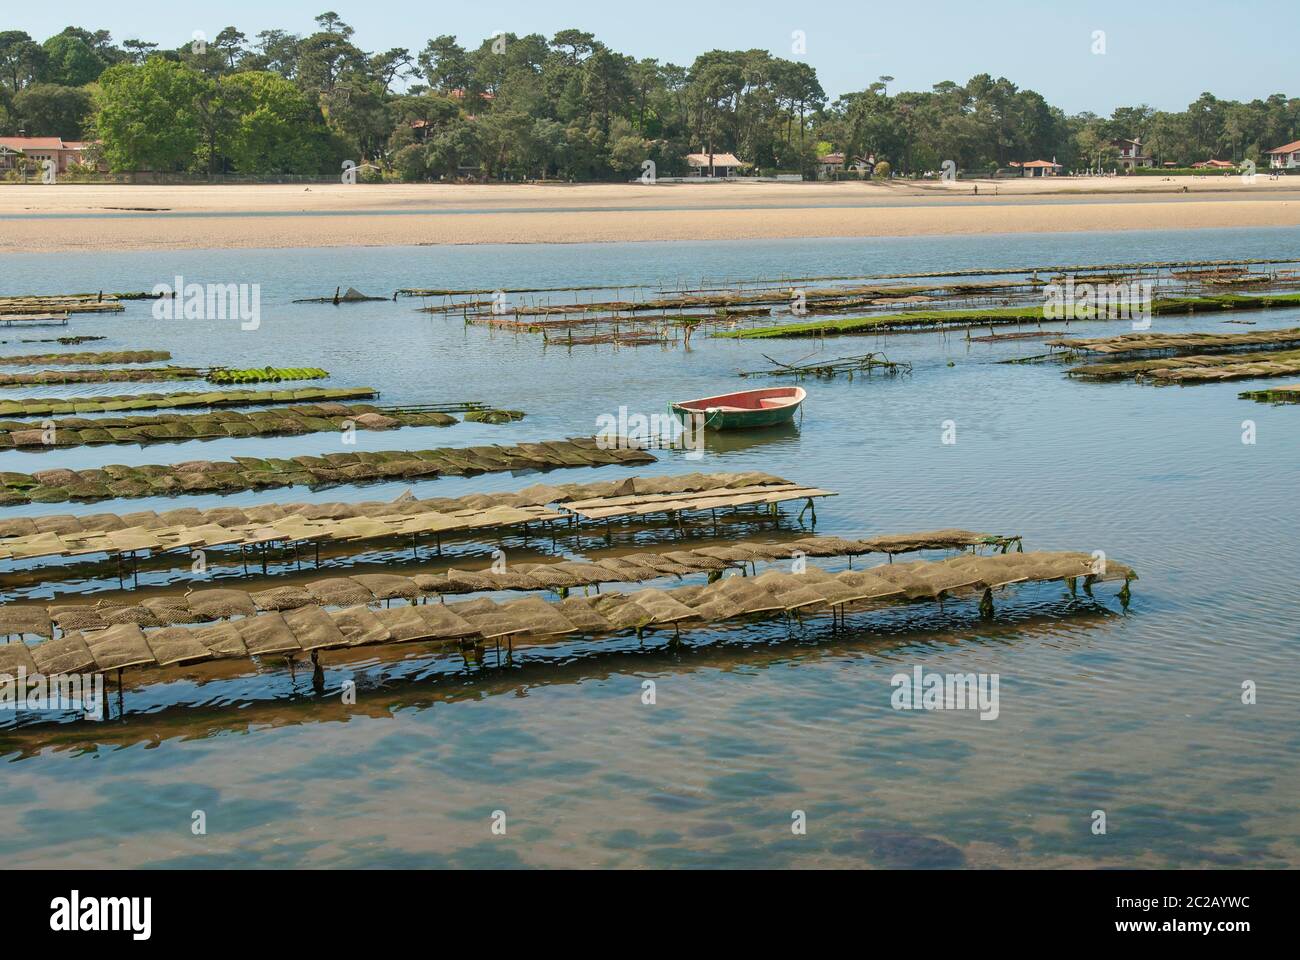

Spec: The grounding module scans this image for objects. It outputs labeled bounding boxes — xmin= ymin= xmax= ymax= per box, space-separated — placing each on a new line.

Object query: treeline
xmin=1 ymin=14 xmax=1297 ymax=179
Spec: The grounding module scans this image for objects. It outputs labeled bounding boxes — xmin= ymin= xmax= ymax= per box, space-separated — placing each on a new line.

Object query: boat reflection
xmin=701 ymin=421 xmax=802 ymax=454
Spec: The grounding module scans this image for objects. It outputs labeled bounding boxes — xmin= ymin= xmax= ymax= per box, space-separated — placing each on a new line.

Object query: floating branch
xmin=738 ymin=351 xmax=912 ymax=379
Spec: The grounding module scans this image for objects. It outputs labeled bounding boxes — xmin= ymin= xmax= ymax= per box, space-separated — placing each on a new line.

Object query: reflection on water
xmin=0 ymin=589 xmax=1121 ymax=753
xmin=1 ymin=227 xmax=1299 ymax=869
xmin=701 ymin=421 xmax=803 ymax=455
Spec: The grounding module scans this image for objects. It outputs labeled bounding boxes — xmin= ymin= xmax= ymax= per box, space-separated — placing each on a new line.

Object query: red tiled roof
xmin=1012 ymin=159 xmax=1061 ymax=168
xmin=1267 ymin=140 xmax=1300 ymax=154
xmin=0 ymin=137 xmax=67 ymax=150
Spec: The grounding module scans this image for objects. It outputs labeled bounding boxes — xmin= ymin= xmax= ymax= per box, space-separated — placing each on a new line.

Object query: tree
xmin=686 ymin=53 xmax=744 ymax=164
xmin=253 ymin=30 xmax=301 ymax=78
xmin=608 ymin=119 xmax=650 ymax=176
xmin=551 ymin=29 xmax=596 ymax=65
xmin=392 ymin=141 xmax=428 ymax=181
xmin=326 ymin=80 xmax=392 ymax=160
xmin=425 ymin=121 xmax=479 ymax=178
xmin=94 ymin=59 xmax=207 ymax=171
xmin=214 ymin=28 xmax=248 ymax=71
xmin=387 ymin=91 xmax=459 ymax=151
xmin=0 ymin=31 xmax=46 ymax=92
xmin=582 ymin=45 xmax=632 ymax=135
xmin=13 ymin=83 xmax=94 ymax=138
xmin=8 ymin=19 xmax=1288 ymax=185
xmin=418 ymin=35 xmax=471 ymax=93
xmin=371 ymin=48 xmax=415 ymax=92
xmin=223 ymin=71 xmax=336 ymax=173
xmin=41 ymin=33 xmax=106 ymax=86
xmin=1073 ymin=122 xmax=1118 ymax=173
xmin=314 ymin=12 xmax=354 ymax=38
xmin=296 ymin=31 xmax=365 ymax=94
xmin=121 ymin=39 xmax=158 ymax=65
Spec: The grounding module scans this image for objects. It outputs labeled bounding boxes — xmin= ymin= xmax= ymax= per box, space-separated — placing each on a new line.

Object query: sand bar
xmin=1 ymin=178 xmax=1297 ymax=253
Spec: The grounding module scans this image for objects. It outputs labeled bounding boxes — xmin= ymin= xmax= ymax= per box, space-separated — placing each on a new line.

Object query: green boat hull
xmin=669 ymin=401 xmax=802 ymax=430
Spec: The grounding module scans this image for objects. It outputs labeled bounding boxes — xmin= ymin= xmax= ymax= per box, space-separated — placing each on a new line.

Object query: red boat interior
xmin=675 ymin=387 xmax=803 ymax=412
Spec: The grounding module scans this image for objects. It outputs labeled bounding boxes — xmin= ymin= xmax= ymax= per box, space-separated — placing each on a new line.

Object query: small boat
xmin=669 ymin=386 xmax=806 ymax=430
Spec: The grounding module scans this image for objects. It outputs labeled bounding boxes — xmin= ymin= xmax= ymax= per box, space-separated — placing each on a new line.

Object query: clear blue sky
xmin=14 ymin=0 xmax=1297 ymax=114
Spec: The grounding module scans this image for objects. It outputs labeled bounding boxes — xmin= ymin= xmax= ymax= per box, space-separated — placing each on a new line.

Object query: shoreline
xmin=1 ymin=179 xmax=1297 ymax=253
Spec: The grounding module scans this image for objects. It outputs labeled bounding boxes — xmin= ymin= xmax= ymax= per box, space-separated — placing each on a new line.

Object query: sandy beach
xmin=1 ymin=177 xmax=1297 ymax=253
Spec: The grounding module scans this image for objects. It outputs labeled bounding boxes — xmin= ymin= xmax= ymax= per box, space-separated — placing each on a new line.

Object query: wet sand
xmin=1 ymin=177 xmax=1297 ymax=253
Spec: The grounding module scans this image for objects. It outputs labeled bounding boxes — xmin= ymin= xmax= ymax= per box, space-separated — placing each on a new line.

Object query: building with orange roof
xmin=1266 ymin=140 xmax=1300 ymax=170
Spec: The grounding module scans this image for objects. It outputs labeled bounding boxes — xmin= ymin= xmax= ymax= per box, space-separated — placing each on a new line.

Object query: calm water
xmin=1 ymin=227 xmax=1298 ymax=868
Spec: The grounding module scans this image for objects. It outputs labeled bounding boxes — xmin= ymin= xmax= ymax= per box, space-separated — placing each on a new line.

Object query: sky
xmin=12 ymin=1 xmax=1298 ymax=115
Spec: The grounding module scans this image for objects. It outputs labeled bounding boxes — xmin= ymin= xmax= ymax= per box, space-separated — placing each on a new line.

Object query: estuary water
xmin=0 ymin=226 xmax=1297 ymax=868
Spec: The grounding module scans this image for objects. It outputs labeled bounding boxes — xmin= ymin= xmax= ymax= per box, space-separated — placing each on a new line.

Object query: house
xmin=1110 ymin=138 xmax=1154 ymax=170
xmin=817 ymin=152 xmax=845 ymax=178
xmin=1192 ymin=159 xmax=1236 ymax=169
xmin=1266 ymin=140 xmax=1300 ymax=170
xmin=0 ymin=136 xmax=96 ymax=174
xmin=1010 ymin=159 xmax=1062 ymax=178
xmin=685 ymin=152 xmax=745 ymax=177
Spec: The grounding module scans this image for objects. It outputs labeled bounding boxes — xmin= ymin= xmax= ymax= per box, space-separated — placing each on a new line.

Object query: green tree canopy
xmin=223 ymin=71 xmax=337 ymax=173
xmin=94 ymin=58 xmax=207 ymax=171
xmin=41 ymin=33 xmax=105 ymax=86
xmin=12 ymin=83 xmax=94 ymax=138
